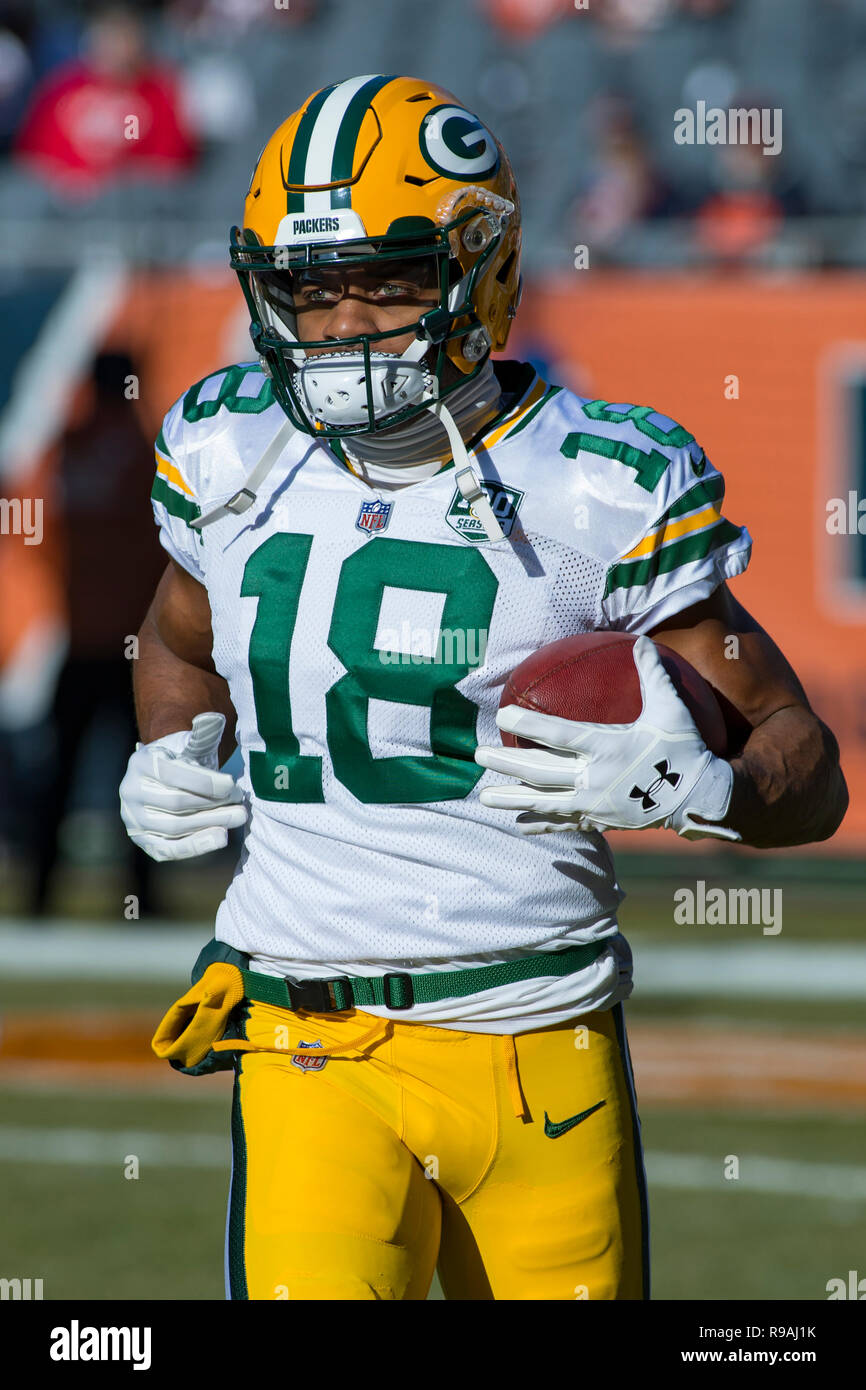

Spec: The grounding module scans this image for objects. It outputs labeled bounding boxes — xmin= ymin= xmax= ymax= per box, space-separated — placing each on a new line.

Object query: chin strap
xmin=428 ymin=397 xmax=505 ymax=543
xmin=190 ymin=369 xmax=505 ymax=544
xmin=190 ymin=340 xmax=431 ymax=531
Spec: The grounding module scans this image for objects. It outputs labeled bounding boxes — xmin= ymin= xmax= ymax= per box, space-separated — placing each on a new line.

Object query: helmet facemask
xmin=230 ymin=202 xmax=513 ymax=439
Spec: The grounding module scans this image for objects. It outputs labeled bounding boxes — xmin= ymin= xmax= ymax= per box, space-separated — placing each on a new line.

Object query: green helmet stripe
xmin=327 ymin=74 xmax=398 ymax=208
xmin=285 ymin=82 xmax=339 ymax=214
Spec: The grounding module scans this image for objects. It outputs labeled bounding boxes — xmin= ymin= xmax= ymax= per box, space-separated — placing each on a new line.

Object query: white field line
xmin=0 ymin=1126 xmax=229 ymax=1168
xmin=0 ymin=925 xmax=214 ymax=979
xmin=645 ymin=1151 xmax=866 ymax=1201
xmin=634 ymin=944 xmax=866 ymax=998
xmin=2 ymin=926 xmax=866 ymax=998
xmin=0 ymin=1125 xmax=864 ymax=1202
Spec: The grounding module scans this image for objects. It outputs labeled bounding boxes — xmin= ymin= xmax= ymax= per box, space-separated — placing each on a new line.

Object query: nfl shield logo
xmin=356 ymin=499 xmax=392 ymax=534
xmin=291 ymin=1039 xmax=328 ymax=1073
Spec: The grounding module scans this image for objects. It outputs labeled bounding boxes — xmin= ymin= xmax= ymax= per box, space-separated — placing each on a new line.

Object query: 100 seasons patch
xmin=445 ymin=480 xmax=524 ymax=543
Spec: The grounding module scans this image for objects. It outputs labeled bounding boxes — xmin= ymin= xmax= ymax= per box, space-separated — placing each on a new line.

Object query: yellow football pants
xmin=224 ymin=998 xmax=649 ymax=1300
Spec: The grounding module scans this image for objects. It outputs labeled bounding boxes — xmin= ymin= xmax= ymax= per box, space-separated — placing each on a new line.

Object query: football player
xmin=121 ymin=75 xmax=847 ymax=1300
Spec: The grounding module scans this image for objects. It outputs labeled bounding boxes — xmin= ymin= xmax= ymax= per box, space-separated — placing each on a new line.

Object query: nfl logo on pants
xmin=356 ymin=499 xmax=392 ymax=533
xmin=291 ymin=1040 xmax=328 ymax=1073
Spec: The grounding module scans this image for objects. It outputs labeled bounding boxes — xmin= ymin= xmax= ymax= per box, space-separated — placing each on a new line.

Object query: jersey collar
xmin=325 ymin=360 xmax=544 ymax=484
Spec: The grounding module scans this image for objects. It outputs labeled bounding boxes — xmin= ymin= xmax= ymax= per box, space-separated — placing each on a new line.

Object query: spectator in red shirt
xmin=13 ymin=5 xmax=197 ymax=198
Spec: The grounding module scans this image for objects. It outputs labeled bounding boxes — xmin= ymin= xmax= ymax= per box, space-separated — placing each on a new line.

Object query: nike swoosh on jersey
xmin=543 ymin=1099 xmax=606 ymax=1138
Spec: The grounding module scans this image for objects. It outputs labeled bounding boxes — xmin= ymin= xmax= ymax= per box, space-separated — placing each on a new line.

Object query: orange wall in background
xmin=516 ymin=273 xmax=866 ymax=850
xmin=4 ymin=271 xmax=865 ymax=850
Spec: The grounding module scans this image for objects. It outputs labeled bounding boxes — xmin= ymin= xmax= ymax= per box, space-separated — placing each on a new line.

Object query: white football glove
xmin=475 ymin=636 xmax=741 ymax=842
xmin=119 ymin=712 xmax=248 ymax=862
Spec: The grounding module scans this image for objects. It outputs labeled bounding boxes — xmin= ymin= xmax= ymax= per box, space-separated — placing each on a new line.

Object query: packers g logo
xmin=419 ymin=105 xmax=500 ymax=181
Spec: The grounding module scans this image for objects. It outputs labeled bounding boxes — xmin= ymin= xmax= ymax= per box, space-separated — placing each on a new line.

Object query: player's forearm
xmin=722 ymin=705 xmax=848 ymax=848
xmin=133 ymin=614 xmax=238 ymax=766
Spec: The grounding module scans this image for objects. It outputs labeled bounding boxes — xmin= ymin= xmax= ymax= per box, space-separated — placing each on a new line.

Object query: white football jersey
xmin=151 ymin=359 xmax=752 ymax=1033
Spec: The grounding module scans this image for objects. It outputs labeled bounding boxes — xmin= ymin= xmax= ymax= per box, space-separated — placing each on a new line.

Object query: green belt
xmin=239 ymin=940 xmax=606 ymax=1014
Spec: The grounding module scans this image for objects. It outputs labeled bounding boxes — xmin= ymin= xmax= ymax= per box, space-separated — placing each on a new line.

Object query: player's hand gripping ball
xmin=474 ymin=633 xmax=740 ymax=841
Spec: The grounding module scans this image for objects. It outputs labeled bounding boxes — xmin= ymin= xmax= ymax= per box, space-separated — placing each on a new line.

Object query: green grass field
xmin=0 ymin=1083 xmax=861 ymax=1300
xmin=1 ymin=866 xmax=863 ymax=1301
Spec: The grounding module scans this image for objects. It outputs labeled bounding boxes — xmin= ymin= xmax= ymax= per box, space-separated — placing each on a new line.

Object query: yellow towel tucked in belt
xmin=151 ymin=962 xmax=246 ymax=1068
xmin=153 ymin=962 xmax=383 ymax=1068
xmin=153 ymin=962 xmax=531 ymax=1123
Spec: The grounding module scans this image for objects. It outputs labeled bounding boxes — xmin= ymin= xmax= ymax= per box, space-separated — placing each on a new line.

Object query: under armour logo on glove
xmin=629 ymin=760 xmax=682 ymax=812
xmin=474 ymin=637 xmax=742 ymax=842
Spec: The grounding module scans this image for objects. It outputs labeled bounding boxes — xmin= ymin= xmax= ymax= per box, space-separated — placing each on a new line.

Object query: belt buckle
xmin=287 ymin=976 xmax=353 ymax=1013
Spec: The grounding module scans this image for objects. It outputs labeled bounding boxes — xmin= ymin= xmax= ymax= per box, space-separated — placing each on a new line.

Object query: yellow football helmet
xmin=230 ymin=74 xmax=522 ymax=438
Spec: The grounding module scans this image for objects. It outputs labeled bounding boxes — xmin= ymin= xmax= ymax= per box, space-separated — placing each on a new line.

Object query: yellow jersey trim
xmin=621 ymin=504 xmax=724 ymax=560
xmin=155 ymin=450 xmax=195 ymax=498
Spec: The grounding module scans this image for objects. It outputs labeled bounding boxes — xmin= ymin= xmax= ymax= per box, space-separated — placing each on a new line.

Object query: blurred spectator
xmin=0 ymin=9 xmax=33 ymax=156
xmin=13 ymin=5 xmax=197 ymax=200
xmin=692 ymin=101 xmax=811 ymax=264
xmin=592 ymin=0 xmax=674 ymax=42
xmin=0 ymin=2 xmax=81 ymax=154
xmin=570 ymin=96 xmax=682 ymax=257
xmin=180 ymin=52 xmax=255 ymax=148
xmin=27 ymin=350 xmax=167 ymax=917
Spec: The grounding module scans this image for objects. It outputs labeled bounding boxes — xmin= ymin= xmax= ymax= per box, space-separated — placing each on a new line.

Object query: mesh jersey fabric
xmin=150 ymin=361 xmax=751 ymax=1033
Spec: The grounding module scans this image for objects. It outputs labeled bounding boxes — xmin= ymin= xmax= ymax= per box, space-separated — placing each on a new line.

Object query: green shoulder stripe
xmin=152 ymin=474 xmax=201 ymax=528
xmin=604 ymin=519 xmax=742 ymax=599
xmin=666 ymin=473 xmax=724 ymax=520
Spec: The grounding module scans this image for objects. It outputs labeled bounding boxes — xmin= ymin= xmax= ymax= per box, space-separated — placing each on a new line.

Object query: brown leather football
xmin=500 ymin=632 xmax=728 ymax=757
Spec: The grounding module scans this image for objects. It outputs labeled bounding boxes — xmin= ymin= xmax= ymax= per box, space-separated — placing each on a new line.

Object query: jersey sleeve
xmin=600 ymin=440 xmax=752 ymax=632
xmin=150 ymin=396 xmax=205 ymax=583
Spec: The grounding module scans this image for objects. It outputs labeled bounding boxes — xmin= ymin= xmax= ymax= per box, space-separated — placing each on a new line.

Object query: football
xmin=500 ymin=632 xmax=728 ymax=758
